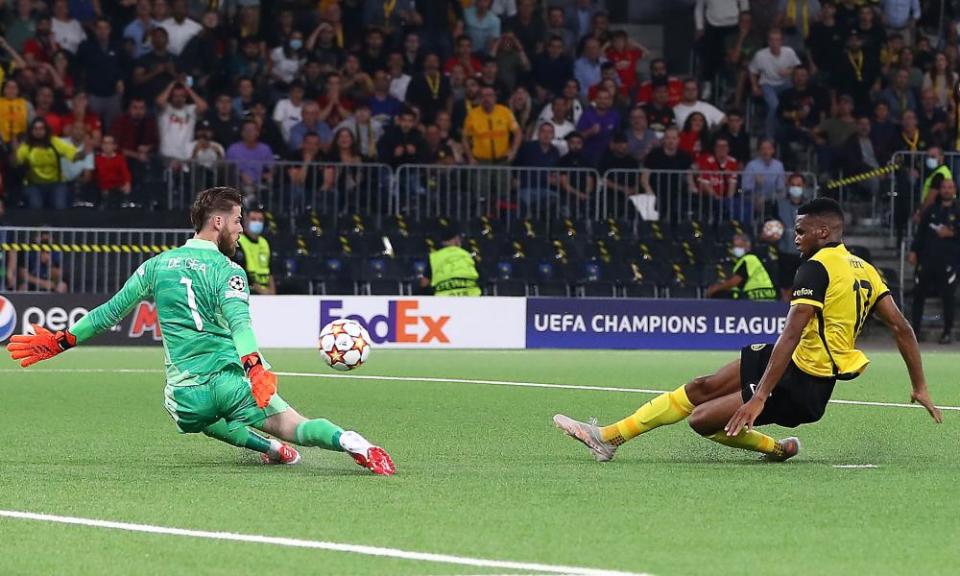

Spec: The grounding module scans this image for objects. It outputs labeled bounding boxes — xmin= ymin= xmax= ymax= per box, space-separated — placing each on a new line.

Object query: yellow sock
xmin=706 ymin=430 xmax=783 ymax=457
xmin=600 ymin=385 xmax=695 ymax=445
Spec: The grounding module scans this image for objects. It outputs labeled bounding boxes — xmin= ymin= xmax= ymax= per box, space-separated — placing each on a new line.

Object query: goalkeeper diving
xmin=6 ymin=187 xmax=394 ymax=475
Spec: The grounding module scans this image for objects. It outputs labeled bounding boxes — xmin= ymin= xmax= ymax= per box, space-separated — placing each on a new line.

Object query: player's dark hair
xmin=190 ymin=187 xmax=243 ymax=232
xmin=797 ymin=197 xmax=844 ymax=220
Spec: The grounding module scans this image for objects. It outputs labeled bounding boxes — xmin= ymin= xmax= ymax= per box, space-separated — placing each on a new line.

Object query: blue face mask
xmin=731 ymin=246 xmax=746 ymax=259
xmin=248 ymin=221 xmax=264 ymax=235
xmin=289 ymin=39 xmax=303 ymax=51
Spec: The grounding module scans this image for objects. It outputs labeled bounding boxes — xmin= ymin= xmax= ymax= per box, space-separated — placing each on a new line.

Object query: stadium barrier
xmin=0 ymin=294 xmax=790 ymax=351
xmin=0 ymin=227 xmax=193 ymax=294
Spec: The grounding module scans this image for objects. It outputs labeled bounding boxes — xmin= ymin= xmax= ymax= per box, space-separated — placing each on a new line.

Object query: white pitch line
xmin=833 ymin=464 xmax=879 ymax=469
xmin=0 ymin=510 xmax=644 ymax=576
xmin=1 ymin=368 xmax=958 ymax=412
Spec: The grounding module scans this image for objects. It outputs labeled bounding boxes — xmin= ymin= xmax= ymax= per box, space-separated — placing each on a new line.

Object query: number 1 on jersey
xmin=180 ymin=277 xmax=204 ymax=331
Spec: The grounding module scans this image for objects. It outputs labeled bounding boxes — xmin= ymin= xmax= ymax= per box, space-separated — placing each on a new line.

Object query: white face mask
xmin=731 ymin=246 xmax=747 ymax=258
xmin=788 ymin=186 xmax=804 ymax=199
xmin=926 ymin=157 xmax=939 ymax=169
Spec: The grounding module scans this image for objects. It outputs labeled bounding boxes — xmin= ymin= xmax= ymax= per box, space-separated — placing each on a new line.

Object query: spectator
xmin=880 ymin=67 xmax=918 ymax=122
xmin=673 ymin=78 xmax=725 ymax=129
xmin=446 ymin=35 xmax=482 ymax=76
xmin=576 ymin=88 xmax=621 ymax=164
xmin=922 ymin=52 xmax=956 ymax=110
xmin=507 ymin=86 xmax=535 ymax=140
xmin=227 ymin=119 xmax=274 ymax=195
xmin=387 ymin=52 xmax=412 ymax=101
xmin=879 ymin=33 xmax=905 ymax=76
xmin=463 ymin=85 xmax=521 ymax=166
xmin=464 ymin=0 xmax=502 ymax=53
xmin=626 ymin=106 xmax=658 ymax=164
xmin=590 ymin=10 xmax=612 ymax=45
xmin=854 ymin=5 xmax=886 ymax=58
xmin=451 ymin=76 xmax=482 ymax=141
xmin=514 ymin=122 xmax=561 ymax=208
xmin=604 ymin=30 xmax=646 ymax=95
xmin=813 ymin=94 xmax=857 ymax=170
xmin=840 ymin=114 xmax=882 ymax=198
xmin=897 ymin=47 xmax=923 ymax=91
xmin=341 ymin=53 xmax=374 ymax=104
xmin=132 ymin=27 xmax=177 ymax=105
xmin=742 ymin=139 xmax=786 ymax=211
xmin=249 ymin=100 xmax=286 ymax=157
xmin=896 ymin=110 xmax=926 ymax=156
xmin=61 ymin=91 xmax=103 ymax=145
xmin=641 ymin=127 xmax=697 ymax=221
xmin=636 ymin=58 xmax=683 ymax=107
xmin=4 ymin=0 xmax=36 ymax=53
xmin=335 ymin=102 xmax=383 ymax=160
xmin=777 ymin=172 xmax=809 ymax=253
xmin=421 ymin=124 xmax=457 ymax=164
xmin=833 ymin=32 xmax=881 ymax=115
xmin=749 ymin=29 xmax=801 ymax=138
xmin=14 ymin=118 xmax=84 ymax=209
xmin=0 ymin=79 xmax=30 ymax=146
xmin=415 ymin=0 xmax=464 ymax=60
xmin=288 ymin=101 xmax=333 ymax=152
xmin=543 ymin=7 xmax=576 ymax=57
xmin=286 ymin=131 xmax=324 ymax=210
xmin=587 ymin=62 xmax=625 ymax=102
xmin=406 ymin=53 xmax=452 ymax=125
xmin=317 ymin=73 xmax=354 ymax=128
xmin=775 ymin=0 xmax=820 ymax=55
xmin=508 ymin=0 xmax=545 ymax=56
xmin=269 ymin=30 xmax=307 ymax=89
xmin=697 ymin=135 xmax=740 ymax=198
xmin=32 ymin=86 xmax=62 ymax=136
xmin=401 ymin=32 xmax=424 ymax=75
xmin=60 ymin=121 xmax=95 ymax=191
xmin=600 ymin=131 xmax=641 ymax=198
xmin=477 ymin=57 xmax=509 ymax=100
xmin=179 ymin=11 xmax=224 ymax=93
xmin=156 ymin=80 xmax=208 ymax=165
xmin=807 ymin=1 xmax=844 ymax=82
xmin=566 ymin=0 xmax=601 ymax=41
xmin=110 ymin=97 xmax=159 ymax=185
xmin=909 ymin=178 xmax=960 ymax=344
xmin=492 ymin=31 xmax=531 ymax=95
xmin=696 ymin=0 xmax=750 ymax=97
xmin=306 ymin=22 xmax=346 ymax=70
xmin=538 ymin=79 xmax=584 ymax=127
xmin=301 ymin=60 xmax=326 ymax=101
xmin=206 ymin=93 xmax=242 ymax=149
xmin=574 ymin=36 xmax=607 ymax=98
xmin=881 ymin=0 xmax=921 ymax=39
xmin=917 ymin=88 xmax=948 ymax=147
xmin=51 ymin=0 xmax=87 ymax=55
xmin=159 ymin=0 xmax=202 ymax=56
xmin=322 ymin=128 xmax=370 ymax=213
xmin=870 ymin=101 xmax=898 ymax=164
xmin=435 ymin=110 xmax=465 ymax=162
xmin=23 ymin=16 xmax=60 ymax=67
xmin=776 ymin=66 xmax=829 ymax=161
xmin=532 ymin=35 xmax=574 ymax=100
xmin=77 ymin=18 xmax=124 ymax=130
xmin=360 ymin=27 xmax=389 ymax=73
xmin=124 ymin=0 xmax=157 ymax=59
xmin=678 ymin=111 xmax=711 ymax=162
xmin=18 ymin=232 xmax=68 ymax=293
xmin=235 ymin=208 xmax=276 ymax=295
xmin=379 ymin=107 xmax=425 ymax=169
xmin=94 ymin=134 xmax=133 ymax=208
xmin=187 ymin=120 xmax=226 ymax=173
xmin=369 ymin=69 xmax=403 ymax=127
xmin=533 ymin=95 xmax=576 ymax=155
xmin=229 ymin=37 xmax=269 ymax=87
xmin=232 ymin=77 xmax=257 ymax=119
xmin=555 ymin=132 xmax=595 ymax=205
xmin=272 ymin=81 xmax=305 ymax=144
xmin=915 ymin=145 xmax=952 ymax=217
xmin=642 ymin=81 xmax=677 ymax=139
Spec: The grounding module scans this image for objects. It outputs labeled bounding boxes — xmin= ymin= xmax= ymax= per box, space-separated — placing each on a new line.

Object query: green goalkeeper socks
xmin=202 ymin=419 xmax=273 ymax=454
xmin=295 ymin=419 xmax=345 ymax=452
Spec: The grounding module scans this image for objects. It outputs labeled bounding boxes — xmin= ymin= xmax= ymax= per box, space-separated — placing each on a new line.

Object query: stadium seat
xmin=361 ymin=258 xmax=404 ymax=295
xmin=577 ymin=262 xmax=618 ymax=298
xmin=879 ymin=267 xmax=901 ymax=306
xmin=316 ymin=257 xmax=356 ymax=295
xmin=530 ymin=261 xmax=570 ymax=297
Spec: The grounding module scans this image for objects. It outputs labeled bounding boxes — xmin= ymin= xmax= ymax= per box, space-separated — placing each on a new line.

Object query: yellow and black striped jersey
xmin=790 ymin=243 xmax=890 ymax=379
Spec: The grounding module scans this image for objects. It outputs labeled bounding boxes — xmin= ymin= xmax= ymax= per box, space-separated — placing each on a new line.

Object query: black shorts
xmin=740 ymin=344 xmax=837 ymax=428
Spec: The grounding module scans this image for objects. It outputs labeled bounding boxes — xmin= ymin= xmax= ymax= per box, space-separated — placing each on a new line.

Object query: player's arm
xmin=726 ymin=303 xmax=816 ymax=436
xmin=7 ymin=259 xmax=156 ymax=367
xmin=872 ymin=295 xmax=943 ymax=423
xmin=220 ymin=270 xmax=276 ymax=408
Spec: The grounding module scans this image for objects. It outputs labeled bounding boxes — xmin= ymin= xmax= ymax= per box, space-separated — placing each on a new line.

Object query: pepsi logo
xmin=0 ymin=296 xmax=17 ymax=343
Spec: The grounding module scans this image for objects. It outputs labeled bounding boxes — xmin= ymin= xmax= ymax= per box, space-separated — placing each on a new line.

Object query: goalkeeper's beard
xmin=217 ymin=228 xmax=238 ymax=257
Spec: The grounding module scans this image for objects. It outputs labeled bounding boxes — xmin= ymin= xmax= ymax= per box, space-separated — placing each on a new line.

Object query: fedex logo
xmin=320 ymin=300 xmax=450 ymax=344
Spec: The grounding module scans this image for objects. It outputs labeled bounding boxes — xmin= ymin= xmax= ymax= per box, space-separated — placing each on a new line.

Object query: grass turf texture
xmin=1 ymin=348 xmax=957 ymax=576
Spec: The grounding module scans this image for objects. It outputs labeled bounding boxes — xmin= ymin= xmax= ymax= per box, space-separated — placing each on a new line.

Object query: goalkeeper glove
xmin=7 ymin=324 xmax=77 ymax=367
xmin=241 ymin=352 xmax=276 ymax=409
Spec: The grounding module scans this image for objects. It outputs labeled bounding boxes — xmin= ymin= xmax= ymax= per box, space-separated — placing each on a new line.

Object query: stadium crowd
xmin=0 ymin=0 xmax=957 ymax=295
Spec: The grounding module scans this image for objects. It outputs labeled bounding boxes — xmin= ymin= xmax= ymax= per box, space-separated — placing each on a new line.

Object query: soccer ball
xmin=762 ymin=219 xmax=784 ymax=241
xmin=319 ymin=319 xmax=372 ymax=371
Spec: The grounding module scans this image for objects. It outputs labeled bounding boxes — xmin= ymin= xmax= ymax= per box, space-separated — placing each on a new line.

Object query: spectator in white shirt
xmin=696 ymin=0 xmax=750 ymax=97
xmin=159 ymin=0 xmax=202 ymax=56
xmin=270 ymin=31 xmax=307 ymax=87
xmin=749 ymin=28 xmax=801 ymax=138
xmin=533 ymin=95 xmax=576 ymax=156
xmin=52 ymin=0 xmax=87 ymax=54
xmin=673 ymin=78 xmax=726 ymax=129
xmin=272 ymin=81 xmax=305 ymax=143
xmin=156 ymin=80 xmax=209 ymax=165
xmin=387 ymin=52 xmax=412 ymax=101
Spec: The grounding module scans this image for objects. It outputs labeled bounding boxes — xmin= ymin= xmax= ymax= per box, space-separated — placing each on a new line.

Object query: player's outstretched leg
xmin=553 ymin=359 xmax=740 ymax=461
xmin=687 ymin=392 xmax=800 ymax=462
xmin=202 ymin=419 xmax=301 ymax=465
xmin=259 ymin=408 xmax=395 ymax=475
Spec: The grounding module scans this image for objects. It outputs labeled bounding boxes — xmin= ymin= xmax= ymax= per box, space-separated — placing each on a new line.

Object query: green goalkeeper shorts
xmin=162 ymin=367 xmax=289 ymax=433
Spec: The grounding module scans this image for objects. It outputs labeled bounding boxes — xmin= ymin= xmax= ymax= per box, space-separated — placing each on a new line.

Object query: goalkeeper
xmin=6 ymin=187 xmax=394 ymax=475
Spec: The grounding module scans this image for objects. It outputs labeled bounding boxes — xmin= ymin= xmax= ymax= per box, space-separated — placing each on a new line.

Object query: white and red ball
xmin=762 ymin=219 xmax=785 ymax=242
xmin=319 ymin=319 xmax=372 ymax=371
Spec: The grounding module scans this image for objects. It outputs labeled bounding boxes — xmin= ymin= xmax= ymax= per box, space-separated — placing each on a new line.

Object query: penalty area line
xmin=0 ymin=510 xmax=645 ymax=576
xmin=1 ymin=368 xmax=958 ymax=412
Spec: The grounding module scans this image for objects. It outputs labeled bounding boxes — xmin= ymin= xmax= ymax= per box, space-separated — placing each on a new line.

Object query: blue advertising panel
xmin=527 ymin=298 xmax=790 ymax=350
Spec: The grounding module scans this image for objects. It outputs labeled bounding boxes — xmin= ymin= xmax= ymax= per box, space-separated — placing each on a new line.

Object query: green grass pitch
xmin=1 ymin=347 xmax=957 ymax=575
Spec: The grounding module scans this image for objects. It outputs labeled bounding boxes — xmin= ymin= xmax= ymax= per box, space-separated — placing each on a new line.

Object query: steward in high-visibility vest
xmin=234 ymin=208 xmax=276 ymax=294
xmin=422 ymin=223 xmax=481 ymax=296
xmin=705 ymin=234 xmax=778 ymax=301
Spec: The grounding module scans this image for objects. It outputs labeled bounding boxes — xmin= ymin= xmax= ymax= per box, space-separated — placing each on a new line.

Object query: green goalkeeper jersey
xmin=70 ymin=238 xmax=263 ymax=386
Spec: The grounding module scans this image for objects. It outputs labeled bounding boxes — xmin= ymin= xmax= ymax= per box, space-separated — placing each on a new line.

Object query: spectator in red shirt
xmin=445 ymin=35 xmax=483 ymax=76
xmin=636 ymin=58 xmax=683 ymax=107
xmin=94 ymin=134 xmax=133 ymax=207
xmin=317 ymin=73 xmax=354 ymax=128
xmin=23 ymin=16 xmax=61 ymax=67
xmin=33 ymin=86 xmax=64 ymax=136
xmin=603 ymin=30 xmax=645 ymax=95
xmin=678 ymin=112 xmax=710 ymax=163
xmin=61 ymin=91 xmax=103 ymax=144
xmin=697 ymin=136 xmax=740 ymax=199
xmin=109 ymin=97 xmax=160 ymax=186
